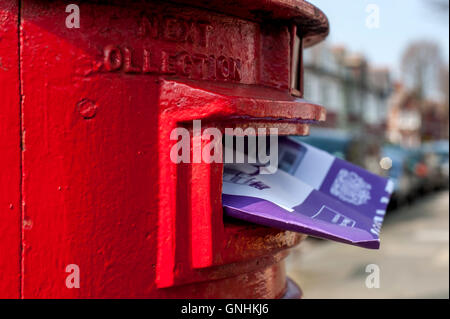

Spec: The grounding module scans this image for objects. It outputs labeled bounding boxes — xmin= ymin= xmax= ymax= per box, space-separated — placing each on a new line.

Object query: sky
xmin=309 ymin=0 xmax=449 ymax=80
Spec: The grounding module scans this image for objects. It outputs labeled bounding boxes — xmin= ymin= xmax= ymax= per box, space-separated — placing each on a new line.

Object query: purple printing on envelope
xmin=222 ymin=136 xmax=393 ymax=249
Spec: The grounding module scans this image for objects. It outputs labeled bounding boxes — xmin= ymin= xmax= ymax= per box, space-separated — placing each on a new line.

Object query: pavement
xmin=286 ymin=190 xmax=449 ymax=299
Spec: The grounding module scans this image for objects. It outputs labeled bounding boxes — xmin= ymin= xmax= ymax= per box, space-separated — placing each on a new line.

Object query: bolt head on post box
xmin=0 ymin=0 xmax=329 ymax=298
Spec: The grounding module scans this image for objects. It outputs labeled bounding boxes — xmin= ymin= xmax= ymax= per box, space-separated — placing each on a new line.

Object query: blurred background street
xmin=287 ymin=190 xmax=449 ymax=299
xmin=284 ymin=0 xmax=449 ymax=299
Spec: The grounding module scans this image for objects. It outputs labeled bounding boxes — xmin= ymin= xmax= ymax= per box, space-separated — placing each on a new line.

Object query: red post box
xmin=0 ymin=0 xmax=328 ymax=298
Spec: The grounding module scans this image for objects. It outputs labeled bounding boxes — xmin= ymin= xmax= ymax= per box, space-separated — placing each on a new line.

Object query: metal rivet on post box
xmin=76 ymin=99 xmax=98 ymax=119
xmin=0 ymin=0 xmax=329 ymax=298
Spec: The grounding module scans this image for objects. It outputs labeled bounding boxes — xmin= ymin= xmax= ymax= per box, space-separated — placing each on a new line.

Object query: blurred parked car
xmin=422 ymin=140 xmax=449 ymax=189
xmin=405 ymin=147 xmax=430 ymax=194
xmin=295 ymin=128 xmax=353 ymax=161
xmin=295 ymin=128 xmax=383 ymax=175
xmin=381 ymin=144 xmax=418 ymax=207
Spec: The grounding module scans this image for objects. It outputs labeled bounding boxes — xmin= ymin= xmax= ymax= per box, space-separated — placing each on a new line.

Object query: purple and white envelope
xmin=222 ymin=136 xmax=393 ymax=249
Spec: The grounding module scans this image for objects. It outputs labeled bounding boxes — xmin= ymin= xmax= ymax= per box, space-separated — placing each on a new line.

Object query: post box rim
xmin=170 ymin=0 xmax=329 ymax=47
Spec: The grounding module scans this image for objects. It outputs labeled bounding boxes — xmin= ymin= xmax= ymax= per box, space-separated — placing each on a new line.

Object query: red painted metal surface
xmin=0 ymin=0 xmax=21 ymax=298
xmin=0 ymin=0 xmax=328 ymax=298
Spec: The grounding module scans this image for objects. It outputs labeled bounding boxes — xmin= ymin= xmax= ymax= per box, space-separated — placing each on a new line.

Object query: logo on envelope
xmin=330 ymin=169 xmax=371 ymax=205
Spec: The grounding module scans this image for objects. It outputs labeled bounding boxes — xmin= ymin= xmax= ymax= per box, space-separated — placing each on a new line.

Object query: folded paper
xmin=222 ymin=136 xmax=393 ymax=249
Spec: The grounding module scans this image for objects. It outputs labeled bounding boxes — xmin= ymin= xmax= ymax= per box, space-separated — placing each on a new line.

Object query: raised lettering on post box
xmin=75 ymin=10 xmax=264 ymax=85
